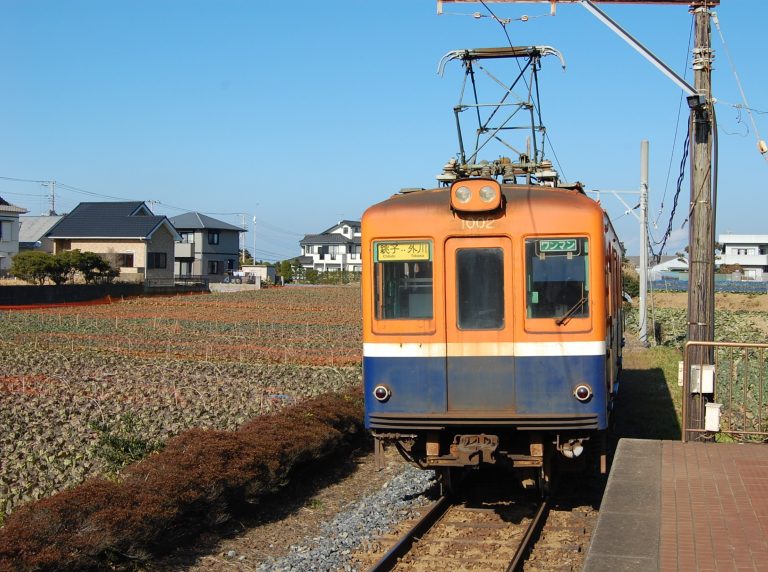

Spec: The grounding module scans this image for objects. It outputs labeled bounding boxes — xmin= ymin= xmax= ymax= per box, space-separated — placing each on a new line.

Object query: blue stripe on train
xmin=363 ymin=354 xmax=607 ymax=429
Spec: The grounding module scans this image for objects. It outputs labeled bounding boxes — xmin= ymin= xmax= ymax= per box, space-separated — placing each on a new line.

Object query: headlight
xmin=479 ymin=185 xmax=497 ymax=203
xmin=454 ymin=186 xmax=472 ymax=203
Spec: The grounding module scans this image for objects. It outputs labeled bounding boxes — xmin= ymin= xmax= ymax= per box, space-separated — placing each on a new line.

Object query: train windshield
xmin=525 ymin=237 xmax=589 ymax=320
xmin=373 ymin=241 xmax=433 ymax=320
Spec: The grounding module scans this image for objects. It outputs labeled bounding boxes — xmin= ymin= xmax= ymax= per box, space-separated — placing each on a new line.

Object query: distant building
xmin=718 ymin=234 xmax=768 ymax=280
xmin=170 ymin=212 xmax=245 ymax=282
xmin=0 ymin=196 xmax=29 ymax=275
xmin=299 ymin=220 xmax=361 ymax=272
xmin=47 ymin=201 xmax=179 ymax=285
xmin=240 ymin=264 xmax=276 ymax=285
xmin=18 ymin=215 xmax=64 ymax=253
xmin=648 ymin=257 xmax=688 ymax=281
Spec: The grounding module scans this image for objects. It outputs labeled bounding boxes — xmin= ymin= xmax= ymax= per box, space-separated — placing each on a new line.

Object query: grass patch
xmin=614 ymin=346 xmax=683 ymax=441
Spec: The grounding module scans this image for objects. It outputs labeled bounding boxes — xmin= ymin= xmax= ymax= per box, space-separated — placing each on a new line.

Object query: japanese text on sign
xmin=375 ymin=241 xmax=431 ymax=262
xmin=539 ymin=239 xmax=578 ymax=253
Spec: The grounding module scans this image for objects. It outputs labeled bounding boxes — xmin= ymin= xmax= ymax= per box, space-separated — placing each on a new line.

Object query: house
xmin=0 ymin=196 xmax=29 ymax=275
xmin=648 ymin=256 xmax=688 ymax=281
xmin=240 ymin=264 xmax=277 ymax=285
xmin=299 ymin=220 xmax=362 ymax=272
xmin=18 ymin=215 xmax=64 ymax=253
xmin=718 ymin=234 xmax=768 ymax=281
xmin=46 ymin=201 xmax=180 ymax=284
xmin=169 ymin=212 xmax=244 ymax=282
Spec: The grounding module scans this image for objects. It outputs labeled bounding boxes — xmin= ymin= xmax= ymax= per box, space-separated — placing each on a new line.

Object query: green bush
xmin=10 ymin=250 xmax=117 ymax=285
xmin=623 ymin=266 xmax=640 ymax=299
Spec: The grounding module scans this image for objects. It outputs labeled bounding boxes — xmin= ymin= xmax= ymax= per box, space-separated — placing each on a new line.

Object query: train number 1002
xmin=460 ymin=217 xmax=496 ymax=230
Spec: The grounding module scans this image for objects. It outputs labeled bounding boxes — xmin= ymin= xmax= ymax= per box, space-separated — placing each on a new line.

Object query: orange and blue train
xmin=361 ymin=177 xmax=624 ymax=489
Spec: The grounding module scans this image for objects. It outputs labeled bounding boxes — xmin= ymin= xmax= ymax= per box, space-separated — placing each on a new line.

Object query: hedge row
xmin=0 ymin=390 xmax=364 ymax=571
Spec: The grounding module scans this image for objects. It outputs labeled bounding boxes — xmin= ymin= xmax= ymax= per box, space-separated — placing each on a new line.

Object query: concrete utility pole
xmin=687 ymin=4 xmax=715 ymax=362
xmin=639 ymin=140 xmax=649 ymax=346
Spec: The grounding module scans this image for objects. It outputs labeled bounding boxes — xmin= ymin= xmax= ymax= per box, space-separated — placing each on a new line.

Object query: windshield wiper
xmin=555 ymin=297 xmax=587 ymax=326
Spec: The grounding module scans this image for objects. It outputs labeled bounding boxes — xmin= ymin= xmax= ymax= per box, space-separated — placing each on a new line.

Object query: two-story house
xmin=299 ymin=220 xmax=361 ymax=272
xmin=46 ymin=201 xmax=179 ymax=285
xmin=0 ymin=196 xmax=29 ymax=275
xmin=718 ymin=234 xmax=768 ymax=280
xmin=170 ymin=212 xmax=244 ymax=282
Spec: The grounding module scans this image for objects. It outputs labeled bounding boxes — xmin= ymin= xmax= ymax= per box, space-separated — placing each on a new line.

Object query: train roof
xmin=363 ymin=184 xmax=604 ymax=223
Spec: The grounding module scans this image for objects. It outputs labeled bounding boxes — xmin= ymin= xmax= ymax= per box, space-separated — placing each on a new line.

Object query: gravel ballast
xmin=255 ymin=465 xmax=436 ymax=572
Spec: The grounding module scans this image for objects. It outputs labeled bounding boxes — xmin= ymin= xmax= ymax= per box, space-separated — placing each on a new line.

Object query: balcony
xmin=175 ymin=242 xmax=194 ymax=258
xmin=720 ymin=254 xmax=768 ymax=267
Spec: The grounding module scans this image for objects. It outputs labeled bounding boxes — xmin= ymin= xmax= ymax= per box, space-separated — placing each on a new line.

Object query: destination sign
xmin=375 ymin=241 xmax=432 ymax=262
xmin=538 ymin=239 xmax=578 ymax=253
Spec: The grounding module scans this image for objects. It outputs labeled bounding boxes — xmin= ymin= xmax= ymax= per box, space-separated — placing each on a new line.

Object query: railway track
xmin=367 ymin=488 xmax=549 ymax=572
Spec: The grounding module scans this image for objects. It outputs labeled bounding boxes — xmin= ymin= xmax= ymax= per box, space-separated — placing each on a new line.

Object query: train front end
xmin=362 ymin=179 xmax=622 ymax=487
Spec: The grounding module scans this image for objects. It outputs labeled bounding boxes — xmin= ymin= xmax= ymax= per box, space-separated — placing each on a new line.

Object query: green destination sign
xmin=539 ymin=239 xmax=577 ymax=253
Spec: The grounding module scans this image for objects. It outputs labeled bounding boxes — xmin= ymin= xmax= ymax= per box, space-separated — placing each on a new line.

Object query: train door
xmin=444 ymin=237 xmax=515 ymax=411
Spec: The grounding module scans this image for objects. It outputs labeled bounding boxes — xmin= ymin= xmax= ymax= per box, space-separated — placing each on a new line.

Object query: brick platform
xmin=584 ymin=439 xmax=768 ymax=571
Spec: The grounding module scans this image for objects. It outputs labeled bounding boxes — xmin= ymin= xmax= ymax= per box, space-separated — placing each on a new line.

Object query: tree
xmin=71 ymin=251 xmax=116 ymax=284
xmin=9 ymin=249 xmax=117 ymax=285
xmin=279 ymin=260 xmax=294 ymax=282
xmin=10 ymin=251 xmax=53 ymax=285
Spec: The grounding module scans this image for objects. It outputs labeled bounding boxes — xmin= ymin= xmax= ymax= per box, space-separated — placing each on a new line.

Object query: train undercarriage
xmin=373 ymin=427 xmax=608 ymax=494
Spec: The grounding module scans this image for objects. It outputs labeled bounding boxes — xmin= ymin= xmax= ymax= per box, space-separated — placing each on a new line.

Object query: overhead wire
xmin=712 ymin=12 xmax=767 ymax=161
xmin=475 ymin=0 xmax=566 ymax=178
xmin=655 ymin=18 xmax=694 ymax=229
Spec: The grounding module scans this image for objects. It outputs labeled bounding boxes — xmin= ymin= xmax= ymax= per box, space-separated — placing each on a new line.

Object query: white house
xmin=648 ymin=257 xmax=688 ymax=281
xmin=299 ymin=220 xmax=362 ymax=272
xmin=0 ymin=196 xmax=29 ymax=275
xmin=718 ymin=234 xmax=768 ymax=280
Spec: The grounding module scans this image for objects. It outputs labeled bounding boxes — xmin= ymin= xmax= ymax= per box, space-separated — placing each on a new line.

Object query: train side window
xmin=525 ymin=238 xmax=589 ymax=321
xmin=456 ymin=248 xmax=504 ymax=330
xmin=373 ymin=241 xmax=433 ymax=320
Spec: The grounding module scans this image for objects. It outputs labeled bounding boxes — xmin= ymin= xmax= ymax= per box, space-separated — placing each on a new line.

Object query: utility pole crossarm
xmin=439 ymin=1 xmax=718 ymax=5
xmin=579 ymin=1 xmax=697 ymax=96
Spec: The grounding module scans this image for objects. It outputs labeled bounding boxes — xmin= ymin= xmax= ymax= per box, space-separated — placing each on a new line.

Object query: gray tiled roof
xmin=47 ymin=201 xmax=174 ymax=239
xmin=300 ymin=233 xmax=361 ymax=245
xmin=319 ymin=220 xmax=361 ymax=235
xmin=19 ymin=215 xmax=64 ymax=243
xmin=0 ymin=195 xmax=28 ymax=214
xmin=170 ymin=212 xmax=244 ymax=232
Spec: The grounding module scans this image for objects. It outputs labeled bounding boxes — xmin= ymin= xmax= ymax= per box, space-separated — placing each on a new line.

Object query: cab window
xmin=525 ymin=238 xmax=589 ymax=321
xmin=374 ymin=241 xmax=433 ymax=320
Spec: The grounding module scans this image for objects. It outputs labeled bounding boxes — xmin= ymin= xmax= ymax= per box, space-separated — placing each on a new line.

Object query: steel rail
xmin=368 ymin=495 xmax=452 ymax=572
xmin=368 ymin=494 xmax=549 ymax=572
xmin=506 ymin=497 xmax=550 ymax=572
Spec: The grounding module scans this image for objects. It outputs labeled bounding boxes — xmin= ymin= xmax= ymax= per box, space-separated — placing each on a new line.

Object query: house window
xmin=180 ymin=232 xmax=194 ymax=244
xmin=208 ymin=231 xmax=220 ymax=245
xmin=208 ymin=260 xmax=221 ymax=274
xmin=108 ymin=253 xmax=134 ymax=268
xmin=0 ymin=221 xmax=11 ymax=242
xmin=178 ymin=260 xmax=193 ymax=275
xmin=147 ymin=252 xmax=167 ymax=269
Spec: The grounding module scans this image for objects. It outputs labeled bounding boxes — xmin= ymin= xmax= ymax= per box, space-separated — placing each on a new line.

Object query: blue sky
xmin=1 ymin=1 xmax=765 ymax=260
